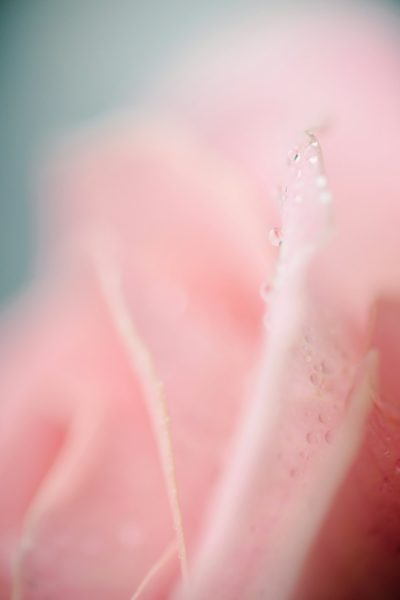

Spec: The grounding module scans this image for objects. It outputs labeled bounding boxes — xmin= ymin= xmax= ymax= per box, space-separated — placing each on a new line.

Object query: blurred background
xmin=0 ymin=0 xmax=399 ymax=304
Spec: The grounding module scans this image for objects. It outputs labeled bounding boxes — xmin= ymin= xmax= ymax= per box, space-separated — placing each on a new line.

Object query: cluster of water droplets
xmin=268 ymin=226 xmax=283 ymax=248
xmin=261 ymin=131 xmax=333 ymax=313
xmin=272 ymin=132 xmax=332 ymax=237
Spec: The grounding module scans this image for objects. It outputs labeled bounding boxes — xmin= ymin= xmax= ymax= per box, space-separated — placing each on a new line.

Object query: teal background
xmin=0 ymin=0 xmax=399 ymax=304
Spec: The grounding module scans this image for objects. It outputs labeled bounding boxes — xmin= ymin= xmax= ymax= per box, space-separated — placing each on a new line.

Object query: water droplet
xmin=318 ymin=413 xmax=325 ymax=424
xmin=296 ymin=169 xmax=303 ymax=179
xmin=320 ymin=190 xmax=332 ymax=204
xmin=310 ymin=140 xmax=319 ymax=148
xmin=294 ymin=194 xmax=303 ymax=204
xmin=395 ymin=459 xmax=400 ymax=474
xmin=309 ymin=155 xmax=318 ymax=165
xmin=306 ymin=431 xmax=321 ymax=444
xmin=325 ymin=430 xmax=333 ymax=444
xmin=316 ymin=175 xmax=327 ymax=188
xmin=269 ymin=227 xmax=283 ymax=247
xmin=310 ymin=371 xmax=322 ymax=386
xmin=290 ymin=468 xmax=297 ymax=478
xmin=260 ymin=282 xmax=272 ymax=303
xmin=288 ymin=149 xmax=301 ymax=164
xmin=275 ymin=185 xmax=287 ymax=205
xmin=316 ymin=361 xmax=328 ymax=374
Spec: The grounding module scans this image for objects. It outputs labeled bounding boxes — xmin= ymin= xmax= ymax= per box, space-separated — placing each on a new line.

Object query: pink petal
xmin=297 ymin=298 xmax=400 ymax=599
xmin=1 ymin=122 xmax=269 ymax=598
xmin=172 ymin=134 xmax=374 ymax=599
xmin=40 ymin=120 xmax=270 ymax=550
xmin=0 ymin=273 xmax=177 ymax=599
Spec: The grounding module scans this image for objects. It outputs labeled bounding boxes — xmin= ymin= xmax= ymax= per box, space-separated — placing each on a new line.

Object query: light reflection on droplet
xmin=268 ymin=227 xmax=283 ymax=248
xmin=320 ymin=190 xmax=333 ymax=204
xmin=288 ymin=149 xmax=301 ymax=164
xmin=310 ymin=371 xmax=322 ymax=386
xmin=316 ymin=175 xmax=327 ymax=188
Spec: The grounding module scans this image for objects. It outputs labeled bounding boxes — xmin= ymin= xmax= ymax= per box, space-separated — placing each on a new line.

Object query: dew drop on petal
xmin=310 ymin=371 xmax=322 ymax=386
xmin=320 ymin=190 xmax=333 ymax=204
xmin=316 ymin=361 xmax=328 ymax=374
xmin=307 ymin=429 xmax=323 ymax=445
xmin=316 ymin=175 xmax=327 ymax=188
xmin=288 ymin=149 xmax=301 ymax=164
xmin=269 ymin=227 xmax=283 ymax=247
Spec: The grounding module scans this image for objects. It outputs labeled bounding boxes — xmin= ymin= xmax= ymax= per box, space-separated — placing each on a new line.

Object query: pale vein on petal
xmin=93 ymin=242 xmax=188 ymax=581
xmin=130 ymin=542 xmax=176 ymax=600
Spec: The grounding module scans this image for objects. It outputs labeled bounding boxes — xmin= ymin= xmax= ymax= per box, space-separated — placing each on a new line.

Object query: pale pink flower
xmin=1 ymin=4 xmax=400 ymax=600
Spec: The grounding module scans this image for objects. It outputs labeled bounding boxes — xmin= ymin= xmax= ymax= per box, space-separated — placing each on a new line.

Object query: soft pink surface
xmin=1 ymin=4 xmax=400 ymax=600
xmin=160 ymin=6 xmax=400 ymax=321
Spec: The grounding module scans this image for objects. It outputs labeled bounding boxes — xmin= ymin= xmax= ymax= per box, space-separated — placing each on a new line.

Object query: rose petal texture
xmin=0 ymin=4 xmax=400 ymax=600
xmin=172 ymin=131 xmax=375 ymax=599
xmin=297 ymin=298 xmax=400 ymax=600
xmin=0 ymin=274 xmax=179 ymax=600
xmin=0 ymin=123 xmax=268 ymax=599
